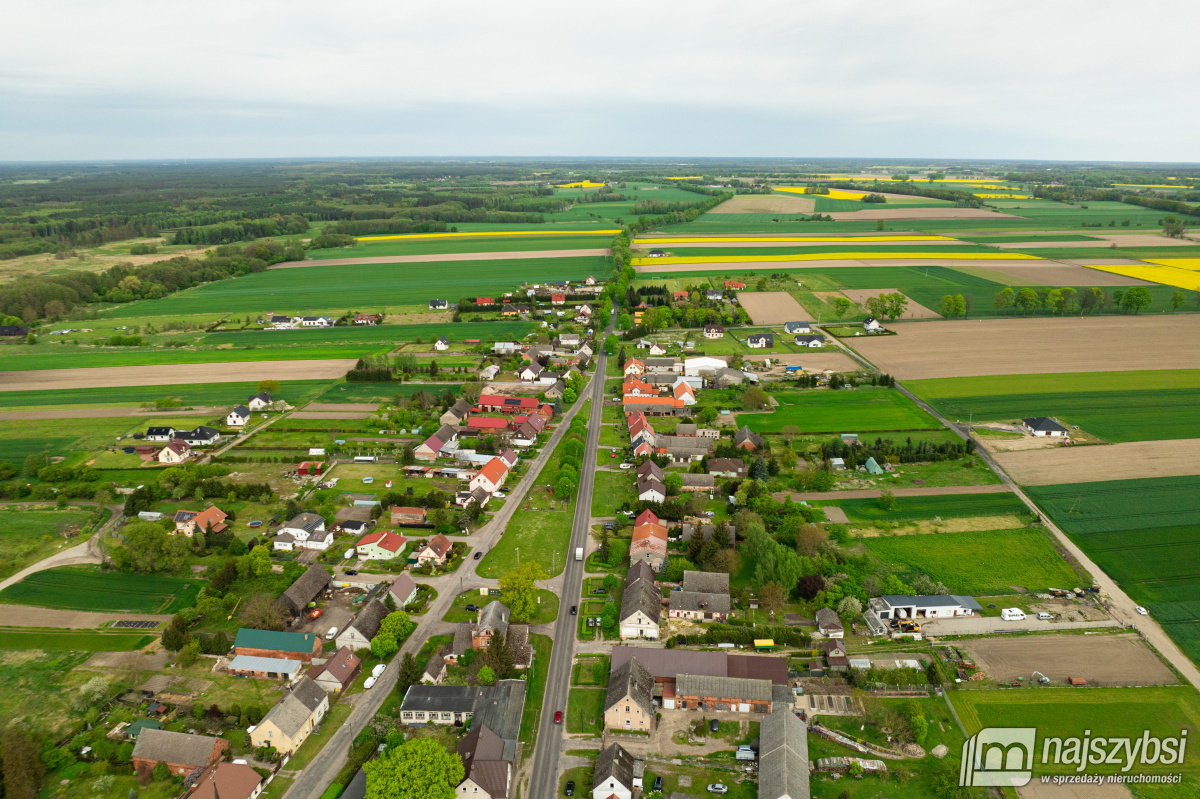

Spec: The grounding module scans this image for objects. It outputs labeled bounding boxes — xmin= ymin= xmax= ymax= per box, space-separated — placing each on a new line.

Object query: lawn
xmin=0 ymin=507 xmax=96 ymax=578
xmin=591 ymin=470 xmax=634 ymax=517
xmin=951 ymin=686 xmax=1200 ymax=780
xmin=0 ymin=566 xmax=201 ymax=613
xmin=102 ymin=255 xmax=609 ymax=317
xmin=519 ymin=633 xmax=552 ymax=748
xmin=863 ymin=528 xmax=1082 ymax=594
xmin=442 ymin=588 xmax=558 ymax=625
xmin=817 ymin=492 xmax=1028 ymax=522
xmin=566 ymin=687 xmax=606 ymax=735
xmin=907 ymin=369 xmax=1200 ymax=442
xmin=571 ymin=655 xmax=610 ymax=686
xmin=0 ymin=629 xmax=154 ymax=651
xmin=477 ymin=510 xmax=572 ymax=578
xmin=0 ymin=651 xmax=93 ymax=734
xmin=742 ymin=387 xmax=940 ymax=434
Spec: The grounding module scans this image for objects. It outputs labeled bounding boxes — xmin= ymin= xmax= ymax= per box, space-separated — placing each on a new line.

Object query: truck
xmin=575 ymin=547 xmax=584 ymax=561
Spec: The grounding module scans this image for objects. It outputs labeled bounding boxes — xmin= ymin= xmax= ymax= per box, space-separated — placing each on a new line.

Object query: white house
xmin=468 ymin=457 xmax=509 ymax=495
xmin=434 ymin=337 xmax=450 ymax=351
xmin=647 ymin=342 xmax=667 ymax=356
xmin=227 ymin=405 xmax=251 ymax=427
xmin=429 ymin=299 xmax=448 ymax=310
xmin=296 ymin=315 xmax=332 ymax=327
xmin=863 ymin=317 xmax=883 ymax=332
xmin=156 ymin=439 xmax=191 ymax=464
xmin=636 ymin=477 xmax=666 ymax=504
xmin=793 ymin=334 xmax=826 ymax=348
xmin=747 ymin=333 xmax=774 ymax=349
xmin=277 ymin=512 xmax=333 ymax=551
xmin=1021 ymin=417 xmax=1069 ymax=437
xmin=480 ymin=364 xmax=500 ymax=381
xmin=868 ymin=594 xmax=982 ymax=621
xmin=703 ymin=325 xmax=723 ymax=339
xmin=145 ymin=426 xmax=175 ymax=442
xmin=178 ymin=427 xmax=221 ymax=447
xmin=247 ymin=392 xmax=272 ymax=411
xmin=592 ymin=744 xmax=635 ymax=799
xmin=783 ymin=321 xmax=811 ymax=334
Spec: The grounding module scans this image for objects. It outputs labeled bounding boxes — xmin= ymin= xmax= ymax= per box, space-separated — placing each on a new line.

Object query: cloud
xmin=1 ymin=0 xmax=1196 ymax=160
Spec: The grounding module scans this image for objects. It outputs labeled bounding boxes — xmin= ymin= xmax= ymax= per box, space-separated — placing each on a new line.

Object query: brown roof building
xmin=189 ymin=762 xmax=264 ymax=799
xmin=132 ymin=729 xmax=228 ymax=777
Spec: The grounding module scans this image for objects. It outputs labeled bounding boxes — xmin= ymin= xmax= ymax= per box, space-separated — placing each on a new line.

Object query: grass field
xmin=591 ymin=470 xmax=633 ymax=517
xmin=478 ymin=510 xmax=572 ymax=579
xmin=818 ymin=492 xmax=1028 ymax=522
xmin=308 ymin=234 xmax=613 ymax=259
xmin=742 ymin=387 xmax=940 ymax=434
xmin=0 ymin=566 xmax=200 ymax=613
xmin=0 ymin=508 xmax=95 ymax=578
xmin=1027 ymin=476 xmax=1200 ymax=665
xmin=908 ymin=370 xmax=1200 ymax=442
xmin=0 ymin=344 xmax=369 ymax=371
xmin=863 ymin=528 xmax=1080 ymax=594
xmin=951 ymin=686 xmax=1200 ymax=780
xmin=202 ymin=321 xmax=533 ymax=348
xmin=314 ymin=382 xmax=459 ymax=403
xmin=101 ymin=256 xmax=609 ymax=318
xmin=566 ymin=687 xmax=606 ymax=735
xmin=0 ymin=380 xmax=335 ymax=410
xmin=0 ymin=629 xmax=154 ymax=651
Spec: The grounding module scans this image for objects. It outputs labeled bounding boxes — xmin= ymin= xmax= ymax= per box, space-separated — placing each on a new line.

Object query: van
xmin=372 ymin=664 xmax=386 ymax=678
xmin=1000 ymin=609 xmax=1026 ymax=621
xmin=1037 ymin=612 xmax=1054 ymax=621
xmin=326 ymin=627 xmax=339 ymax=640
xmin=364 ymin=676 xmax=378 ymax=689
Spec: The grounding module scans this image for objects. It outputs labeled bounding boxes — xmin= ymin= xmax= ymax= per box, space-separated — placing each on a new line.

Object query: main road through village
xmin=284 ymin=309 xmax=614 ymax=799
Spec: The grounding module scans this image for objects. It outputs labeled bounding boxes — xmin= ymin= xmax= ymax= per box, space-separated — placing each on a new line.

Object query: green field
xmin=1027 ymin=476 xmax=1200 ymax=665
xmin=314 ymin=382 xmax=460 ymax=402
xmin=478 ymin=510 xmax=572 ymax=579
xmin=308 ymin=234 xmax=613 ymax=259
xmin=101 ymin=255 xmax=609 ymax=318
xmin=908 ymin=370 xmax=1200 ymax=442
xmin=818 ymin=492 xmax=1028 ymax=522
xmin=202 ymin=321 xmax=533 ymax=348
xmin=591 ymin=470 xmax=634 ymax=517
xmin=0 ymin=380 xmax=335 ymax=409
xmin=0 ymin=629 xmax=154 ymax=651
xmin=566 ymin=687 xmax=606 ymax=735
xmin=951 ymin=686 xmax=1200 ymax=781
xmin=0 ymin=344 xmax=374 ymax=371
xmin=863 ymin=528 xmax=1080 ymax=594
xmin=0 ymin=509 xmax=96 ymax=578
xmin=0 ymin=566 xmax=201 ymax=613
xmin=743 ymin=387 xmax=940 ymax=434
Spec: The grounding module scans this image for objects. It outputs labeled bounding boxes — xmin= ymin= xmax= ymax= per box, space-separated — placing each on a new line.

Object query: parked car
xmin=591 ymin=588 xmax=606 ymax=595
xmin=710 ymin=719 xmax=719 ymax=733
xmin=466 ymin=604 xmax=479 ymax=612
xmin=474 ymin=552 xmax=482 ymax=560
xmin=1136 ymin=606 xmax=1148 ymax=615
xmin=554 ymin=711 xmax=563 ymax=724
xmin=325 ymin=627 xmax=338 ymax=640
xmin=372 ymin=664 xmax=386 ymax=678
xmin=364 ymin=676 xmax=377 ymax=689
xmin=653 ymin=777 xmax=663 ymax=792
xmin=619 ymin=463 xmax=631 ymax=470
xmin=570 ymin=605 xmax=577 ymax=615
xmin=707 ymin=785 xmax=728 ymax=794
xmin=565 ymin=781 xmax=575 ymax=796
xmin=306 ymin=608 xmax=324 ymax=620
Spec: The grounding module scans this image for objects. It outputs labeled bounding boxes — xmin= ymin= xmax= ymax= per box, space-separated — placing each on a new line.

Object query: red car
xmin=307 ymin=608 xmax=324 ymax=621
xmin=554 ymin=711 xmax=563 ymax=724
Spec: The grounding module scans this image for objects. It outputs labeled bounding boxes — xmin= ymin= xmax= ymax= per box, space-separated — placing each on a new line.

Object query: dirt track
xmin=0 ymin=606 xmax=169 ymax=628
xmin=290 ymin=411 xmax=372 ymax=420
xmin=635 ymin=258 xmax=1040 ymax=272
xmin=710 ymin=195 xmax=814 ymax=214
xmin=0 ymin=359 xmax=357 ymax=392
xmin=849 ymin=316 xmax=1200 ymax=379
xmin=737 ymin=291 xmax=807 ymax=324
xmin=0 ymin=406 xmax=222 ymax=420
xmin=995 ymin=439 xmax=1200 ymax=485
xmin=841 ymin=288 xmax=940 ymax=319
xmin=962 ymin=634 xmax=1175 ymax=686
xmin=828 ymin=208 xmax=1021 ymax=221
xmin=270 ymin=249 xmax=609 ymax=268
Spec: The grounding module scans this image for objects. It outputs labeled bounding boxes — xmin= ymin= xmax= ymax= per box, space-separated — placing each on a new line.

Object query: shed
xmin=864 ymin=457 xmax=884 ymax=475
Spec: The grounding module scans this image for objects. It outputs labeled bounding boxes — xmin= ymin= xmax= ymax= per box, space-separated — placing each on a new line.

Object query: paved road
xmin=281 ymin=361 xmax=600 ymax=799
xmin=526 ymin=318 xmax=610 ymax=799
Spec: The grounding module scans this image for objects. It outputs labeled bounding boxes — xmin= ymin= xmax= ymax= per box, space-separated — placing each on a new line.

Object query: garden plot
xmin=851 ymin=316 xmax=1200 ymax=379
xmin=736 ymin=291 xmax=808 ymax=325
xmin=995 ymin=439 xmax=1200 ymax=485
xmin=961 ymin=634 xmax=1175 ymax=686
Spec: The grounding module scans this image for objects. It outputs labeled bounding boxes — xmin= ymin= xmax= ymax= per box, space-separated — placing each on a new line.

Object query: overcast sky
xmin=2 ymin=0 xmax=1196 ymax=162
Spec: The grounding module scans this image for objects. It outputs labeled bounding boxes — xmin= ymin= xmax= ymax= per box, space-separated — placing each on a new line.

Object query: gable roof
xmin=625 ymin=560 xmax=656 ymax=588
xmin=131 ymin=728 xmax=221 ymax=768
xmin=478 ymin=601 xmax=511 ymax=637
xmin=190 ymin=762 xmax=263 ymax=799
xmin=422 ymin=533 xmax=453 ymax=558
xmin=476 ymin=457 xmax=509 ymax=487
xmin=620 ymin=580 xmax=662 ymax=627
xmin=605 ymin=655 xmax=655 ymax=717
xmin=284 ymin=512 xmax=325 ymax=533
xmin=262 ymin=677 xmax=326 ymax=738
xmin=633 ymin=508 xmax=659 ymax=528
xmin=230 ymin=404 xmax=250 ymax=417
xmin=593 ymin=743 xmax=635 ymax=792
xmin=276 ymin=564 xmax=332 ymax=615
xmin=758 ymin=708 xmax=811 ymax=799
xmin=1022 ymin=416 xmax=1069 ymax=433
xmin=347 ymin=599 xmax=389 ymax=641
xmin=706 ymin=457 xmax=745 ymax=474
xmin=234 ymin=629 xmax=319 ymax=654
xmin=669 ymin=591 xmax=731 ymax=613
xmin=682 ymin=570 xmax=729 ymax=594
xmin=447 ymin=397 xmax=472 ymax=420
xmin=636 ymin=476 xmax=667 ymax=496
xmin=307 ymin=646 xmax=361 ymax=689
xmin=357 ymin=530 xmax=406 ymax=553
xmin=734 ymin=426 xmax=764 ymax=448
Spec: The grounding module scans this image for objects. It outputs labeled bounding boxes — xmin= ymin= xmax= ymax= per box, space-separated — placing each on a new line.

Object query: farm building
xmin=234 ymin=629 xmax=323 ymax=663
xmin=758 ymin=707 xmax=811 ymax=799
xmin=297 ymin=461 xmax=324 ymax=476
xmin=227 ymin=655 xmax=304 ymax=681
xmin=275 ymin=564 xmax=333 ymax=616
xmin=734 ymin=426 xmax=764 ymax=452
xmin=868 ymin=594 xmax=982 ymax=621
xmin=1021 ymin=417 xmax=1069 ymax=437
xmin=390 ymin=506 xmax=427 ymax=526
xmin=131 ymin=729 xmax=228 ymax=777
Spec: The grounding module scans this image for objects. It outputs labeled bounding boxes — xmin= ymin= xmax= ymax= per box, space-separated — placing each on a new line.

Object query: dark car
xmin=677 ymin=636 xmax=687 ymax=646
xmin=710 ymin=719 xmax=719 ymax=733
xmin=466 ymin=604 xmax=478 ymax=612
xmin=653 ymin=777 xmax=663 ymax=792
xmin=591 ymin=588 xmax=606 ymax=595
xmin=565 ymin=780 xmax=575 ymax=796
xmin=473 ymin=551 xmax=482 ymax=560
xmin=570 ymin=605 xmax=577 ymax=615
xmin=554 ymin=710 xmax=563 ymax=724
xmin=345 ymin=569 xmax=358 ymax=576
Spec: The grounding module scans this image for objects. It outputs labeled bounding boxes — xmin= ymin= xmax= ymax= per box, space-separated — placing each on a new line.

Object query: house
xmin=469 ymin=458 xmax=510 ymax=495
xmin=703 ymin=324 xmax=724 ymax=339
xmin=456 ymin=723 xmax=513 ymax=799
xmin=619 ymin=575 xmax=662 ymax=640
xmin=656 ymin=435 xmax=714 ymax=464
xmin=518 ymin=362 xmax=543 ymax=382
xmin=416 ymin=533 xmax=454 ymax=567
xmin=422 ymin=655 xmax=447 ymax=685
xmin=306 ymin=646 xmax=361 ymax=694
xmin=680 ymin=473 xmax=716 ymax=493
xmin=441 ymin=397 xmax=473 ymax=426
xmin=793 ymin=334 xmax=826 ymax=348
xmin=390 ymin=574 xmax=419 ymax=608
xmin=250 ymin=677 xmax=329 ymax=755
xmin=234 ymin=629 xmax=323 ymax=663
xmin=649 ymin=249 xmax=667 ymax=259
xmin=645 ymin=357 xmax=682 ymax=374
xmin=414 ymin=424 xmax=460 ymax=462
xmin=734 ymin=426 xmax=764 ymax=452
xmin=173 ymin=506 xmax=228 ymax=537
xmin=352 ymin=314 xmax=376 ymax=325
xmin=747 ymin=333 xmax=774 ymax=349
xmin=706 ymin=289 xmax=724 ymax=302
xmin=647 ymin=342 xmax=667 ymax=356
xmin=758 ymin=707 xmax=811 ymax=799
xmin=0 ymin=325 xmax=30 ymax=340
xmin=673 ymin=381 xmax=697 ymax=406
xmin=635 ymin=460 xmax=663 ymax=482
xmin=636 ymin=476 xmax=667 ymax=504
xmin=863 ymin=317 xmax=883 ymax=332
xmin=543 ymin=380 xmax=566 ymax=400
xmin=867 ymin=594 xmax=983 ymax=621
xmin=724 ymin=280 xmax=746 ymax=290
xmin=499 ymin=448 xmax=518 ymax=469
xmin=480 ymin=364 xmax=500 ymax=381
xmin=623 ymin=377 xmax=657 ymax=396
xmin=478 ymin=395 xmax=538 ymax=414
xmin=556 ymin=333 xmax=581 ymax=348
xmin=336 ymin=598 xmax=389 ymax=652
xmin=473 ymin=601 xmax=510 ymax=649
xmin=275 ymin=564 xmax=332 ymax=617
xmin=178 ymin=426 xmax=221 ymax=447
xmin=551 ymin=293 xmax=566 ymax=305
xmin=585 ymin=275 xmax=597 ymax=285
xmin=131 ymin=729 xmax=228 ymax=778
xmin=144 ymin=426 xmax=175 ymax=442
xmin=226 ymin=405 xmax=251 ymax=427
xmin=156 ymin=439 xmax=191 ymax=464
xmin=604 ymin=656 xmax=656 ymax=732
xmin=189 ymin=762 xmax=265 ymax=799
xmin=297 ymin=315 xmax=332 ymax=327
xmin=268 ymin=315 xmax=294 ymax=329
xmin=815 ymin=607 xmax=844 ymax=639
xmin=247 ymin=392 xmax=272 ymax=411
xmin=277 ymin=512 xmax=332 ymax=551
xmin=226 ymin=655 xmax=304 ymax=681
xmin=434 ymin=336 xmax=450 ymax=351
xmin=592 ymin=743 xmax=636 ymax=799
xmin=623 ymin=358 xmax=646 ymax=376
xmin=668 ymin=591 xmax=732 ymax=621
xmin=355 ymin=530 xmax=407 ymax=560
xmin=475 ymin=296 xmax=495 ymax=305
xmin=784 ymin=321 xmax=812 ymax=335
xmin=391 ymin=506 xmax=428 ymax=526
xmin=1022 ymin=417 xmax=1069 ymax=437
xmin=429 ymin=299 xmax=449 ymax=310
xmin=706 ymin=457 xmax=745 ymax=478
xmin=399 ymin=681 xmax=527 ymax=742
xmin=630 ymin=519 xmax=668 ymax=570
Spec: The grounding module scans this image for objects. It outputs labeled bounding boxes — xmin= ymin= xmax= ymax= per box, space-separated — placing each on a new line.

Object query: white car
xmin=364 ymin=676 xmax=378 ymax=689
xmin=372 ymin=664 xmax=386 ymax=678
xmin=325 ymin=627 xmax=338 ymax=640
xmin=1136 ymin=606 xmax=1148 ymax=616
xmin=619 ymin=463 xmax=632 ymax=470
xmin=707 ymin=785 xmax=728 ymax=795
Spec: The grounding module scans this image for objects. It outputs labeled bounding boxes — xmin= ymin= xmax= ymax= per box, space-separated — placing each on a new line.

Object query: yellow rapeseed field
xmin=666 ymin=176 xmax=702 ymax=180
xmin=635 ymin=235 xmax=958 ymax=244
xmin=357 ymin=229 xmax=620 ymax=242
xmin=974 ymin=193 xmax=1031 ymax=199
xmin=555 ymin=180 xmax=607 ymax=188
xmin=630 ymin=252 xmax=1041 ymax=266
xmin=1084 ymin=262 xmax=1200 ymax=292
xmin=1146 ymin=259 xmax=1200 ymax=272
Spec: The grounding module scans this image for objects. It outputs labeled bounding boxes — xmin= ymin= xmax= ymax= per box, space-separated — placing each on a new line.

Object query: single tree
xmin=796 ymin=574 xmax=825 ymax=599
xmin=1122 ymin=286 xmax=1153 ymax=314
xmin=397 ymin=652 xmax=422 ymax=692
xmin=1171 ymin=290 xmax=1187 ymax=312
xmin=878 ymin=489 xmax=896 ymax=511
xmin=833 ymin=297 xmax=851 ymax=318
xmin=993 ymin=287 xmax=1014 ymax=315
xmin=257 ymin=379 xmax=281 ymax=396
xmin=758 ymin=582 xmax=785 ymax=613
xmin=364 ymin=738 xmax=464 ymax=799
xmin=1013 ymin=288 xmax=1040 ymax=316
xmin=497 ymin=561 xmax=547 ymax=622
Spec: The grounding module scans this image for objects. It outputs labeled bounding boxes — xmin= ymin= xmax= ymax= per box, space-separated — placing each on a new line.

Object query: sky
xmin=2 ymin=0 xmax=1197 ymax=162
